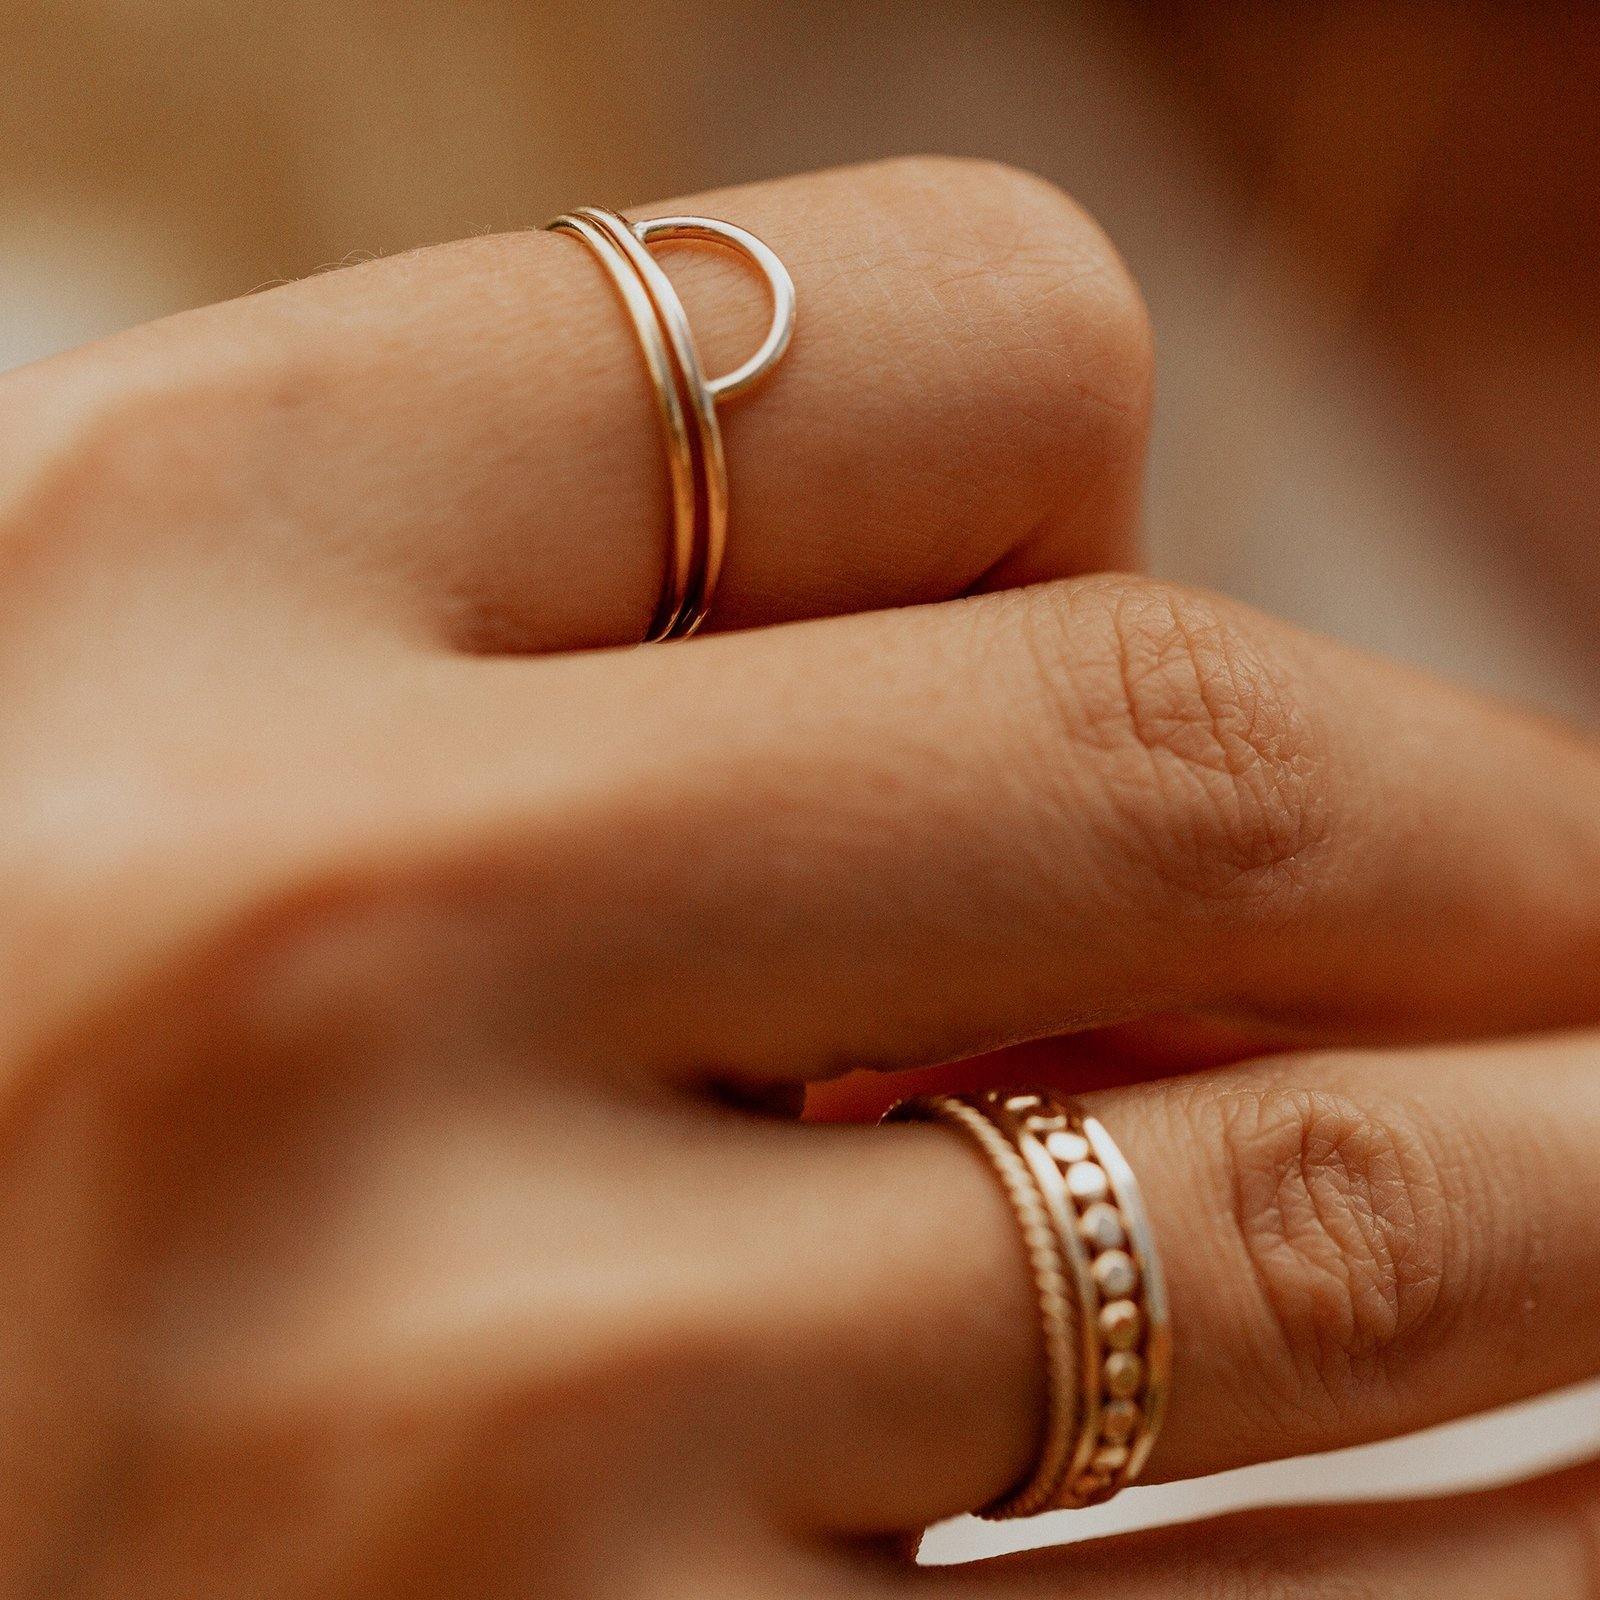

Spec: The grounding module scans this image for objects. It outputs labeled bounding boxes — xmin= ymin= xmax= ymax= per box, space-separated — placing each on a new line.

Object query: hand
xmin=3 ymin=157 xmax=1599 ymax=1598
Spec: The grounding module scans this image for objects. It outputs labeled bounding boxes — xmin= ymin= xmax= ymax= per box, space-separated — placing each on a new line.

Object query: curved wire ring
xmin=547 ymin=206 xmax=796 ymax=640
xmin=572 ymin=207 xmax=728 ymax=640
xmin=546 ymin=210 xmax=698 ymax=638
xmin=632 ymin=215 xmax=797 ymax=402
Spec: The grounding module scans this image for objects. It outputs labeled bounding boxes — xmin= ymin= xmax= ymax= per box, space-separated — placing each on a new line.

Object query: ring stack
xmin=545 ymin=207 xmax=795 ymax=641
xmin=886 ymin=1090 xmax=1170 ymax=1518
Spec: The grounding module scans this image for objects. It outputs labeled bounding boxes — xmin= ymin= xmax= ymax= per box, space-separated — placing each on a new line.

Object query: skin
xmin=0 ymin=156 xmax=1598 ymax=1596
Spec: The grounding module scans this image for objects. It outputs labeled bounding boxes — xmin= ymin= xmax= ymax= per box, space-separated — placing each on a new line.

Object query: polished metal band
xmin=887 ymin=1090 xmax=1170 ymax=1517
xmin=545 ymin=206 xmax=794 ymax=641
xmin=885 ymin=1093 xmax=1079 ymax=1518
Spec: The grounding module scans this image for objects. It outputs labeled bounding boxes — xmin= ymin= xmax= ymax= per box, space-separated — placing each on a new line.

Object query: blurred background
xmin=4 ymin=0 xmax=1596 ymax=1561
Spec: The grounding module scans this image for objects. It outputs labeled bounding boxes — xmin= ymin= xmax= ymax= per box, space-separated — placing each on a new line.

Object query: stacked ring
xmin=886 ymin=1090 xmax=1170 ymax=1518
xmin=545 ymin=206 xmax=795 ymax=641
xmin=885 ymin=1094 xmax=1081 ymax=1519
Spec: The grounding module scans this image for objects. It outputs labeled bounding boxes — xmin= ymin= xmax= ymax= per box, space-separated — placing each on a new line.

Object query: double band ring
xmin=886 ymin=1090 xmax=1170 ymax=1519
xmin=546 ymin=207 xmax=795 ymax=642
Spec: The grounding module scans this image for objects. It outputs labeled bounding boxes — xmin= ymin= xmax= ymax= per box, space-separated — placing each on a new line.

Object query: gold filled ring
xmin=884 ymin=1093 xmax=1078 ymax=1519
xmin=546 ymin=206 xmax=795 ymax=641
xmin=886 ymin=1090 xmax=1171 ymax=1517
xmin=546 ymin=210 xmax=697 ymax=639
xmin=633 ymin=215 xmax=796 ymax=401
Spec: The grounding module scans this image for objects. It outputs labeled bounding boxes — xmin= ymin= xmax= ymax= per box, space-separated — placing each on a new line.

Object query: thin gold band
xmin=884 ymin=1094 xmax=1078 ymax=1519
xmin=887 ymin=1091 xmax=1170 ymax=1517
xmin=545 ymin=207 xmax=795 ymax=641
xmin=572 ymin=206 xmax=727 ymax=639
xmin=546 ymin=210 xmax=697 ymax=638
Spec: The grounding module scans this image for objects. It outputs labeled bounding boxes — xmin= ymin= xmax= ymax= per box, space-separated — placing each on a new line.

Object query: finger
xmin=19 ymin=967 xmax=1599 ymax=1562
xmin=757 ymin=1031 xmax=1600 ymax=1532
xmin=38 ymin=565 xmax=1600 ymax=1118
xmin=0 ymin=156 xmax=1150 ymax=653
xmin=320 ymin=572 xmax=1600 ymax=1082
xmin=923 ymin=1458 xmax=1600 ymax=1599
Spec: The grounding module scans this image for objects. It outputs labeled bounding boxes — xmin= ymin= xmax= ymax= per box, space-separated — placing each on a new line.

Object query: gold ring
xmin=546 ymin=206 xmax=795 ymax=641
xmin=886 ymin=1090 xmax=1170 ymax=1517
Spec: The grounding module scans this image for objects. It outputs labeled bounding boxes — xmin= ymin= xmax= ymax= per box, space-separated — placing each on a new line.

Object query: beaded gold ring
xmin=886 ymin=1090 xmax=1170 ymax=1517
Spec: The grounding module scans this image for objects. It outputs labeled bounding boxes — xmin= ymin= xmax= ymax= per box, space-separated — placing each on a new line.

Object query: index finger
xmin=0 ymin=157 xmax=1151 ymax=653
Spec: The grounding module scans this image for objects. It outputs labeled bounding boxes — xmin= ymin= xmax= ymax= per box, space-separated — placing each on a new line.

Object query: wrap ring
xmin=546 ymin=206 xmax=795 ymax=641
xmin=884 ymin=1090 xmax=1171 ymax=1519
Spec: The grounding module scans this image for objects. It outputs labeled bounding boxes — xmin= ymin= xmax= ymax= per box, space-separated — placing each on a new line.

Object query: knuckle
xmin=1 ymin=375 xmax=196 ymax=555
xmin=987 ymin=157 xmax=1154 ymax=438
xmin=1021 ymin=578 xmax=1334 ymax=899
xmin=1214 ymin=1079 xmax=1451 ymax=1420
xmin=982 ymin=157 xmax=1152 ymax=428
xmin=0 ymin=350 xmax=317 ymax=586
xmin=879 ymin=153 xmax=1153 ymax=450
xmin=912 ymin=155 xmax=1149 ymax=326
